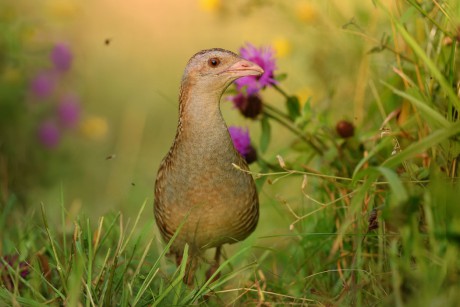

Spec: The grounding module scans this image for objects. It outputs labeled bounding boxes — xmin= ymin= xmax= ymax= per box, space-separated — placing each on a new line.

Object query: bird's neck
xmin=176 ymin=82 xmax=230 ymax=148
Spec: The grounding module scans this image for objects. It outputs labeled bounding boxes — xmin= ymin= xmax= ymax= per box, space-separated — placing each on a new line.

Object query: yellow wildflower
xmin=272 ymin=38 xmax=291 ymax=58
xmin=199 ymin=0 xmax=221 ymax=12
xmin=296 ymin=2 xmax=317 ymax=24
xmin=80 ymin=116 xmax=108 ymax=140
xmin=45 ymin=0 xmax=79 ymax=20
xmin=296 ymin=87 xmax=314 ymax=107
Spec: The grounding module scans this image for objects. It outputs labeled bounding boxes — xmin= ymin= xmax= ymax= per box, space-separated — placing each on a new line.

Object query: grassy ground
xmin=2 ymin=0 xmax=460 ymax=306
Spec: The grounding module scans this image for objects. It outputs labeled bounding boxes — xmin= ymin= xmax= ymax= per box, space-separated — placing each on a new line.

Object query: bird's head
xmin=181 ymin=48 xmax=264 ymax=95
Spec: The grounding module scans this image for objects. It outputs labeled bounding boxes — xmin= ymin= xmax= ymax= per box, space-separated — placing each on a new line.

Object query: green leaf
xmin=260 ymin=115 xmax=271 ymax=153
xmin=286 ymin=96 xmax=301 ymax=120
xmin=302 ymin=96 xmax=312 ymax=116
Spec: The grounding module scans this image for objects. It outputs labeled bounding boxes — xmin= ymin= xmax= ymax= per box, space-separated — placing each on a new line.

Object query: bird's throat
xmin=176 ymin=84 xmax=231 ymax=153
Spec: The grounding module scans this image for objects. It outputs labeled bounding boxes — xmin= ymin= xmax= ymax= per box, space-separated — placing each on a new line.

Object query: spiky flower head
xmin=228 ymin=126 xmax=257 ymax=164
xmin=235 ymin=43 xmax=277 ymax=95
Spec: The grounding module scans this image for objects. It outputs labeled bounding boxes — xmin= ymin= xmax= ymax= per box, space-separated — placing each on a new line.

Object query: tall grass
xmin=1 ymin=0 xmax=460 ymax=306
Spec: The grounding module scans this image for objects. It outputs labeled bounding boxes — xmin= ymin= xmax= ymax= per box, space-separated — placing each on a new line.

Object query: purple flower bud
xmin=229 ymin=93 xmax=263 ymax=119
xmin=57 ymin=94 xmax=81 ymax=128
xmin=38 ymin=120 xmax=61 ymax=148
xmin=50 ymin=43 xmax=73 ymax=72
xmin=30 ymin=71 xmax=56 ymax=98
xmin=228 ymin=126 xmax=257 ymax=164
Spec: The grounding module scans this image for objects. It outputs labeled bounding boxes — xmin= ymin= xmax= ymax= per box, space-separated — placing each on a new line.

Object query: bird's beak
xmin=223 ymin=59 xmax=264 ymax=77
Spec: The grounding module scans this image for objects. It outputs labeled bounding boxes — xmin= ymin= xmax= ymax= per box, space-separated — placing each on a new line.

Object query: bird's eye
xmin=208 ymin=57 xmax=221 ymax=67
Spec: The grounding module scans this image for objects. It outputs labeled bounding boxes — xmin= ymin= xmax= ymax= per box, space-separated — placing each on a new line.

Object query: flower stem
xmin=263 ymin=103 xmax=291 ymax=121
xmin=273 ymin=84 xmax=290 ymax=99
xmin=263 ymin=108 xmax=323 ymax=156
xmin=264 ymin=99 xmax=329 ymax=152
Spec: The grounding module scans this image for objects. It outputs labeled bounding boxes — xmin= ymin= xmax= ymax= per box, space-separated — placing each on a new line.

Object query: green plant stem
xmin=263 ymin=107 xmax=323 ymax=155
xmin=269 ymin=85 xmax=330 ymax=151
xmin=264 ymin=102 xmax=291 ymax=121
xmin=273 ymin=84 xmax=290 ymax=99
xmin=405 ymin=0 xmax=450 ymax=36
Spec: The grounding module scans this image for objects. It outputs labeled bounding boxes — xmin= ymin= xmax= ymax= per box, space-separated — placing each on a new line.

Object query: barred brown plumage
xmin=153 ymin=48 xmax=263 ymax=285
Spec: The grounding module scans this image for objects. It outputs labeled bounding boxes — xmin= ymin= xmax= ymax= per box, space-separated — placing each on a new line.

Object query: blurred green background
xmin=1 ymin=0 xmax=383 ymax=219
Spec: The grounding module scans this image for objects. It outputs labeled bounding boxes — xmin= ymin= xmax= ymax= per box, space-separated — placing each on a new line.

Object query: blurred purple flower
xmin=0 ymin=254 xmax=30 ymax=290
xmin=58 ymin=94 xmax=81 ymax=128
xmin=235 ymin=43 xmax=277 ymax=95
xmin=228 ymin=126 xmax=257 ymax=164
xmin=50 ymin=43 xmax=73 ymax=72
xmin=30 ymin=71 xmax=56 ymax=98
xmin=38 ymin=120 xmax=61 ymax=148
xmin=229 ymin=93 xmax=263 ymax=119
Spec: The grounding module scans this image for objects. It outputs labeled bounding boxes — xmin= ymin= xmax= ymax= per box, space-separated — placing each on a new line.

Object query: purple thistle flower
xmin=57 ymin=94 xmax=81 ymax=129
xmin=235 ymin=43 xmax=277 ymax=95
xmin=38 ymin=120 xmax=61 ymax=148
xmin=30 ymin=71 xmax=56 ymax=98
xmin=50 ymin=43 xmax=73 ymax=72
xmin=228 ymin=126 xmax=257 ymax=164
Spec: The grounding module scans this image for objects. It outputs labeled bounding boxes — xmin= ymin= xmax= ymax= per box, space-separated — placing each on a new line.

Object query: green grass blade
xmin=180 ymin=245 xmax=253 ymax=304
xmin=152 ymin=244 xmax=189 ymax=306
xmin=382 ymin=121 xmax=460 ymax=168
xmin=375 ymin=0 xmax=460 ymax=111
xmin=120 ymin=198 xmax=148 ymax=254
xmin=132 ymin=211 xmax=189 ymax=305
xmin=356 ymin=167 xmax=409 ymax=204
xmin=381 ymin=81 xmax=450 ymax=128
xmin=352 ymin=135 xmax=393 ymax=178
xmin=40 ymin=203 xmax=68 ymax=294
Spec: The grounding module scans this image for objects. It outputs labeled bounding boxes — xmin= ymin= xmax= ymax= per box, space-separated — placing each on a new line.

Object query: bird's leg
xmin=205 ymin=246 xmax=222 ymax=283
xmin=175 ymin=253 xmax=182 ymax=267
xmin=176 ymin=252 xmax=199 ymax=286
xmin=183 ymin=255 xmax=199 ymax=286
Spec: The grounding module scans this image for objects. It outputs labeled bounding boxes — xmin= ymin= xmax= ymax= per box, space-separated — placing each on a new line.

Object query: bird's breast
xmin=154 ymin=129 xmax=258 ymax=250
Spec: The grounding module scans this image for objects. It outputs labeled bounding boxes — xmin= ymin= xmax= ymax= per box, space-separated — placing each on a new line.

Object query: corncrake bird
xmin=154 ymin=48 xmax=263 ymax=285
